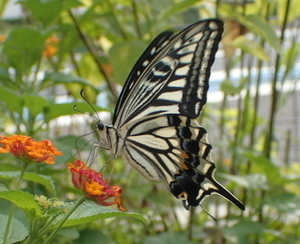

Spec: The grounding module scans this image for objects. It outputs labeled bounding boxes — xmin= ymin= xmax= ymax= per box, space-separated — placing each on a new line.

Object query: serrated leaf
xmin=23 ymin=94 xmax=50 ymax=117
xmin=0 ymin=190 xmax=43 ymax=220
xmin=53 ymin=202 xmax=147 ymax=227
xmin=0 ymin=213 xmax=28 ymax=243
xmin=0 ymin=172 xmax=56 ymax=195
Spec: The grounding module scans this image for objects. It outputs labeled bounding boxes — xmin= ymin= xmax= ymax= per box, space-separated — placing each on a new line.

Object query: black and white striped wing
xmin=109 ymin=19 xmax=244 ymax=210
xmin=113 ymin=19 xmax=223 ymax=127
xmin=122 ymin=115 xmax=244 ymax=210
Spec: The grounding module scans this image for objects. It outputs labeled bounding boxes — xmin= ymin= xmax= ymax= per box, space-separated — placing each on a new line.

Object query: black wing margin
xmin=113 ymin=19 xmax=223 ymax=127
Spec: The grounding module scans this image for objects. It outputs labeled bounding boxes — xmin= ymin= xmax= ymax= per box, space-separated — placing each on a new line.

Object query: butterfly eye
xmin=96 ymin=122 xmax=104 ymax=130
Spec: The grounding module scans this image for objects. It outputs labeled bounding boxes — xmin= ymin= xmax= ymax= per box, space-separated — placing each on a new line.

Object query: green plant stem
xmin=43 ymin=196 xmax=86 ymax=244
xmin=264 ymin=0 xmax=291 ymax=157
xmin=3 ymin=161 xmax=29 ymax=244
xmin=131 ymin=0 xmax=142 ymax=38
xmin=67 ymin=9 xmax=118 ymax=100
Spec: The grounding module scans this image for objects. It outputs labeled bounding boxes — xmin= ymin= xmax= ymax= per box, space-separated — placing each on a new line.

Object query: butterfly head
xmin=96 ymin=121 xmax=104 ymax=131
xmin=95 ymin=121 xmax=121 ymax=156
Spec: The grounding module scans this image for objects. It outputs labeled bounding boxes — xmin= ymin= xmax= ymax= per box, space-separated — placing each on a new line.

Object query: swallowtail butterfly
xmin=96 ymin=19 xmax=245 ymax=211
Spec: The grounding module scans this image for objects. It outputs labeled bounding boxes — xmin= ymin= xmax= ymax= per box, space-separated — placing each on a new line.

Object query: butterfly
xmin=96 ymin=19 xmax=245 ymax=211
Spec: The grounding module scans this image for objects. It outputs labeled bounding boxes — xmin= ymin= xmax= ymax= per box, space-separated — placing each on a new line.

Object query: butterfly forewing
xmin=113 ymin=31 xmax=175 ymax=125
xmin=113 ymin=20 xmax=223 ymax=128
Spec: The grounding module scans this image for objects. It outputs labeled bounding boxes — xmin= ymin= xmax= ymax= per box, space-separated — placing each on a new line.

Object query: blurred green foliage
xmin=0 ymin=0 xmax=300 ymax=243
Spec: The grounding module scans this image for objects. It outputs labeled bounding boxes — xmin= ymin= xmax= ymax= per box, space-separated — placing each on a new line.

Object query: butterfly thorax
xmin=96 ymin=121 xmax=124 ymax=157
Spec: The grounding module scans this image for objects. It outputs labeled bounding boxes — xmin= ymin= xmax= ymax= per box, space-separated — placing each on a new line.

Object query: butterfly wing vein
xmin=99 ymin=19 xmax=245 ymax=210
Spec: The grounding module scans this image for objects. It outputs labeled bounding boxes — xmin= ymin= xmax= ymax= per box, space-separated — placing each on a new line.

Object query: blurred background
xmin=1 ymin=0 xmax=300 ymax=243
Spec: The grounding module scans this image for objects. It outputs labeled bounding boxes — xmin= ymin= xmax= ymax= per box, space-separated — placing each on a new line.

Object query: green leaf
xmin=144 ymin=232 xmax=193 ymax=244
xmin=57 ymin=228 xmax=80 ymax=240
xmin=0 ymin=172 xmax=56 ymax=195
xmin=44 ymin=102 xmax=108 ymax=122
xmin=158 ymin=0 xmax=200 ymax=20
xmin=75 ymin=229 xmax=111 ymax=244
xmin=230 ymin=35 xmax=270 ymax=61
xmin=3 ymin=28 xmax=45 ymax=73
xmin=61 ymin=0 xmax=82 ymax=10
xmin=42 ymin=72 xmax=99 ymax=99
xmin=0 ymin=86 xmax=23 ymax=113
xmin=223 ymin=220 xmax=263 ymax=244
xmin=0 ymin=213 xmax=28 ymax=243
xmin=109 ymin=40 xmax=148 ymax=85
xmin=243 ymin=152 xmax=286 ymax=186
xmin=265 ymin=193 xmax=300 ymax=214
xmin=239 ymin=15 xmax=281 ymax=53
xmin=0 ymin=0 xmax=10 ymax=16
xmin=43 ymin=72 xmax=97 ymax=88
xmin=282 ymin=43 xmax=300 ymax=78
xmin=0 ymin=190 xmax=43 ymax=220
xmin=220 ymin=77 xmax=247 ymax=95
xmin=277 ymin=0 xmax=300 ymax=23
xmin=23 ymin=94 xmax=50 ymax=117
xmin=20 ymin=0 xmax=63 ymax=26
xmin=219 ymin=173 xmax=268 ymax=190
xmin=0 ymin=66 xmax=11 ymax=83
xmin=53 ymin=202 xmax=148 ymax=228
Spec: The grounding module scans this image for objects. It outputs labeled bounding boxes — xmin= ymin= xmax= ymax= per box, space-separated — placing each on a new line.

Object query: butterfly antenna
xmin=80 ymin=89 xmax=101 ymax=122
xmin=199 ymin=204 xmax=217 ymax=222
xmin=73 ymin=105 xmax=98 ymax=121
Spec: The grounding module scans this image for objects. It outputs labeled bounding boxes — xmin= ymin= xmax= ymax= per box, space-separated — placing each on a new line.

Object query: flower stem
xmin=3 ymin=161 xmax=29 ymax=244
xmin=43 ymin=196 xmax=86 ymax=244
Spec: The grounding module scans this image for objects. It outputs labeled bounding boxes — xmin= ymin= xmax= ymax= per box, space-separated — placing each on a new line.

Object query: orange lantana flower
xmin=68 ymin=160 xmax=125 ymax=211
xmin=0 ymin=135 xmax=62 ymax=164
xmin=43 ymin=36 xmax=60 ymax=58
xmin=0 ymin=35 xmax=5 ymax=42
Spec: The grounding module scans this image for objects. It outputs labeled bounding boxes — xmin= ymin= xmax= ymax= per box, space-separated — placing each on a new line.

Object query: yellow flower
xmin=68 ymin=160 xmax=125 ymax=211
xmin=0 ymin=135 xmax=62 ymax=164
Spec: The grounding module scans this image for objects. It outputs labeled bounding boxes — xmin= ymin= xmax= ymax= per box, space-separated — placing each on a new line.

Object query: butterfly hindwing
xmin=122 ymin=115 xmax=244 ymax=210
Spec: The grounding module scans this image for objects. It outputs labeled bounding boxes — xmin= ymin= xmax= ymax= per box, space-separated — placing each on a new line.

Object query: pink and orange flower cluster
xmin=0 ymin=135 xmax=125 ymax=211
xmin=68 ymin=160 xmax=125 ymax=211
xmin=0 ymin=135 xmax=62 ymax=164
